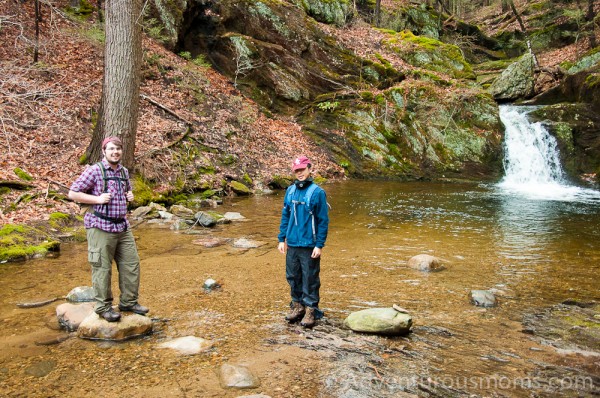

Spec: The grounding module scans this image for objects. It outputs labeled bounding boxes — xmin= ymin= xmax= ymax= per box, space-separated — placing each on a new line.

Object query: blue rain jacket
xmin=278 ymin=181 xmax=329 ymax=248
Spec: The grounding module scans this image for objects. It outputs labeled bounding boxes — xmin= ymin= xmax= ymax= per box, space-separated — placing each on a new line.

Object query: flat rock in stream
xmin=191 ymin=237 xmax=229 ymax=248
xmin=232 ymin=238 xmax=266 ymax=249
xmin=223 ymin=212 xmax=246 ymax=221
xmin=469 ymin=290 xmax=497 ymax=307
xmin=407 ymin=254 xmax=445 ymax=272
xmin=77 ymin=312 xmax=152 ymax=341
xmin=56 ymin=302 xmax=95 ymax=331
xmin=344 ymin=307 xmax=413 ymax=336
xmin=66 ymin=286 xmax=95 ymax=302
xmin=156 ymin=336 xmax=214 ymax=355
xmin=218 ymin=363 xmax=260 ymax=389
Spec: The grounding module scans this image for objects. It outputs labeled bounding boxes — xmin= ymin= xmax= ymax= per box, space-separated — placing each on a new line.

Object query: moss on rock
xmin=0 ymin=224 xmax=60 ymax=263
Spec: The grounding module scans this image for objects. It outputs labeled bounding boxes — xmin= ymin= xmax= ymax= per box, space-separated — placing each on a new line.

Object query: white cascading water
xmin=498 ymin=105 xmax=600 ymax=202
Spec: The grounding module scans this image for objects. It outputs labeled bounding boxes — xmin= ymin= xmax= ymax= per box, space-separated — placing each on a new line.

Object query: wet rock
xmin=469 ymin=290 xmax=497 ymax=307
xmin=158 ymin=211 xmax=173 ymax=220
xmin=344 ymin=307 xmax=413 ymax=336
xmin=407 ymin=254 xmax=445 ymax=272
xmin=561 ymin=299 xmax=596 ymax=308
xmin=523 ymin=302 xmax=600 ymax=354
xmin=24 ymin=360 xmax=56 ymax=377
xmin=170 ymin=220 xmax=193 ymax=231
xmin=56 ymin=302 xmax=95 ymax=331
xmin=194 ymin=211 xmax=217 ymax=227
xmin=219 ymin=363 xmax=260 ymax=389
xmin=191 ymin=237 xmax=229 ymax=248
xmin=34 ymin=332 xmax=70 ymax=346
xmin=66 ymin=286 xmax=95 ymax=302
xmin=156 ymin=336 xmax=214 ymax=355
xmin=77 ymin=312 xmax=153 ymax=341
xmin=232 ymin=238 xmax=266 ymax=249
xmin=203 ymin=278 xmax=221 ymax=291
xmin=131 ymin=206 xmax=152 ymax=219
xmin=224 ymin=212 xmax=247 ymax=221
xmin=170 ymin=204 xmax=195 ymax=219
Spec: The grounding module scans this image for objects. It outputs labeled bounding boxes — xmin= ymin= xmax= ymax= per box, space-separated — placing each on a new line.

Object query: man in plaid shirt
xmin=68 ymin=136 xmax=149 ymax=322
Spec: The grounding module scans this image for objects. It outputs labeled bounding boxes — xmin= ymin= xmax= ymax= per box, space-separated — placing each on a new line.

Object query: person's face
xmin=294 ymin=166 xmax=311 ymax=181
xmin=103 ymin=142 xmax=123 ymax=165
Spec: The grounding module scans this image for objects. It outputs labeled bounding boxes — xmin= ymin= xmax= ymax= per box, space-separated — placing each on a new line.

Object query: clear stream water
xmin=0 ymin=106 xmax=599 ymax=397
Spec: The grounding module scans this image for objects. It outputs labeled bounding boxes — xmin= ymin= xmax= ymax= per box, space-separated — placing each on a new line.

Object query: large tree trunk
xmin=85 ymin=0 xmax=142 ymax=169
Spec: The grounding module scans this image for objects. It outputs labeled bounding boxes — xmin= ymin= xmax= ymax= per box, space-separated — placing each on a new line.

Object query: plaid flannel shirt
xmin=70 ymin=160 xmax=131 ymax=233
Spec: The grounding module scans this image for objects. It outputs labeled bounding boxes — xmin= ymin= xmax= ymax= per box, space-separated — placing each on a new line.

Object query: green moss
xmin=0 ymin=224 xmax=60 ymax=262
xmin=131 ymin=175 xmax=163 ymax=207
xmin=48 ymin=212 xmax=70 ymax=229
xmin=0 ymin=187 xmax=10 ymax=196
xmin=13 ymin=167 xmax=33 ymax=181
xmin=243 ymin=173 xmax=253 ymax=185
xmin=200 ymin=189 xmax=218 ymax=199
xmin=0 ymin=224 xmax=25 ymax=236
xmin=564 ymin=316 xmax=600 ymax=329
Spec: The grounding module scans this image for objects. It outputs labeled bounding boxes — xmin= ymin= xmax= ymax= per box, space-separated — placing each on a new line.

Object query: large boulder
xmin=299 ymin=0 xmax=353 ymax=27
xmin=383 ymin=30 xmax=476 ymax=80
xmin=344 ymin=307 xmax=412 ymax=336
xmin=489 ymin=53 xmax=535 ymax=101
xmin=77 ymin=312 xmax=153 ymax=341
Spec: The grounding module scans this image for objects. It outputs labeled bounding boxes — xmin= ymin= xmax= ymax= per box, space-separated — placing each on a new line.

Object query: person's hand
xmin=278 ymin=242 xmax=287 ymax=254
xmin=311 ymin=247 xmax=322 ymax=258
xmin=97 ymin=193 xmax=111 ymax=204
xmin=126 ymin=191 xmax=134 ymax=202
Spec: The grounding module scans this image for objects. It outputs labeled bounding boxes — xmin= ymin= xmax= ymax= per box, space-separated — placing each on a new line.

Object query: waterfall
xmin=497 ymin=105 xmax=600 ymax=202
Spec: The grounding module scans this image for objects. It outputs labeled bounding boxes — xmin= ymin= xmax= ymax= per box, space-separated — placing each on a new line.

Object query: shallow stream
xmin=1 ymin=180 xmax=599 ymax=397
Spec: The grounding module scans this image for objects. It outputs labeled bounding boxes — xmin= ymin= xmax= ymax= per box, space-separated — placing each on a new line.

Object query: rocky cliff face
xmin=146 ymin=0 xmax=505 ymax=180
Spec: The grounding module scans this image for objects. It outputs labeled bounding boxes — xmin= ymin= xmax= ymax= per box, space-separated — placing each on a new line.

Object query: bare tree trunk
xmin=586 ymin=0 xmax=597 ymax=48
xmin=508 ymin=0 xmax=539 ymax=68
xmin=86 ymin=0 xmax=142 ymax=168
xmin=33 ymin=0 xmax=40 ymax=64
xmin=375 ymin=0 xmax=381 ymax=27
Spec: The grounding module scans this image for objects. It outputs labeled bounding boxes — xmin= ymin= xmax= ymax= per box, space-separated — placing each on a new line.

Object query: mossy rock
xmin=299 ymin=0 xmax=353 ymax=27
xmin=228 ymin=180 xmax=252 ymax=196
xmin=268 ymin=176 xmax=293 ymax=189
xmin=383 ymin=30 xmax=476 ymax=80
xmin=13 ymin=167 xmax=33 ymax=181
xmin=0 ymin=224 xmax=60 ymax=262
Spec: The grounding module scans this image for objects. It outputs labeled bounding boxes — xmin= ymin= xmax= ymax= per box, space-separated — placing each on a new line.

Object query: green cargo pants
xmin=86 ymin=228 xmax=140 ymax=314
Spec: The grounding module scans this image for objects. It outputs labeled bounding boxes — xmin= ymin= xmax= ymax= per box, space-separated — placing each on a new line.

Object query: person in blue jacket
xmin=278 ymin=155 xmax=329 ymax=328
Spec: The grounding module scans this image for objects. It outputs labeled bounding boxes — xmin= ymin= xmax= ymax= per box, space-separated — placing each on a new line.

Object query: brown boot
xmin=285 ymin=301 xmax=305 ymax=323
xmin=300 ymin=307 xmax=315 ymax=328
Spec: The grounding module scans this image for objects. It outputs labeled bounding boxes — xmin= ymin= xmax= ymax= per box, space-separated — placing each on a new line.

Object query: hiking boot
xmin=118 ymin=303 xmax=149 ymax=315
xmin=285 ymin=301 xmax=305 ymax=323
xmin=300 ymin=307 xmax=315 ymax=328
xmin=100 ymin=308 xmax=121 ymax=322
